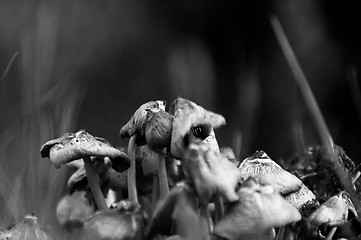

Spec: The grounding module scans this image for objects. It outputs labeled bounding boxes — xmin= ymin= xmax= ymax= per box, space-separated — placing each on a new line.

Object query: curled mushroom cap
xmin=170 ymin=97 xmax=225 ymax=159
xmin=308 ymin=191 xmax=357 ymax=227
xmin=182 ymin=142 xmax=241 ymax=204
xmin=213 ymin=178 xmax=301 ymax=240
xmin=119 ymin=100 xmax=165 ymax=144
xmin=238 ymin=150 xmax=302 ymax=195
xmin=0 ymin=214 xmax=54 ymax=240
xmin=40 ymin=130 xmax=129 ymax=169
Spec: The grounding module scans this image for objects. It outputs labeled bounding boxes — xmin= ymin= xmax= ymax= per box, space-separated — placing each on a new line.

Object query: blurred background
xmin=0 ymin=0 xmax=360 ymax=238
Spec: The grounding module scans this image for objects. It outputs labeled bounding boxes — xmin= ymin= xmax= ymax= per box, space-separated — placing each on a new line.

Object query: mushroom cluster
xmin=24 ymin=97 xmax=360 ymax=240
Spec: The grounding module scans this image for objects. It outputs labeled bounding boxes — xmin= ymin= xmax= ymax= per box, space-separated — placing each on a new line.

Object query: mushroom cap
xmin=213 ymin=178 xmax=301 ymax=240
xmin=40 ymin=130 xmax=129 ymax=169
xmin=285 ymin=183 xmax=318 ymax=210
xmin=182 ymin=142 xmax=241 ymax=204
xmin=145 ymin=108 xmax=173 ymax=152
xmin=81 ymin=202 xmax=143 ymax=240
xmin=308 ymin=191 xmax=357 ymax=227
xmin=67 ymin=166 xmax=87 ymax=193
xmin=170 ymin=97 xmax=225 ymax=159
xmin=238 ymin=150 xmax=302 ymax=195
xmin=0 ymin=214 xmax=54 ymax=240
xmin=119 ymin=100 xmax=165 ymax=144
xmin=56 ymin=191 xmax=94 ymax=228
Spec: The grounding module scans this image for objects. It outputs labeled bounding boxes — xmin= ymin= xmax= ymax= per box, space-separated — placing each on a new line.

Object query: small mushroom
xmin=213 ymin=178 xmax=301 ymax=240
xmin=119 ymin=100 xmax=165 ymax=204
xmin=41 ymin=130 xmax=129 ymax=210
xmin=309 ymin=191 xmax=357 ymax=240
xmin=0 ymin=214 xmax=54 ymax=240
xmin=238 ymin=150 xmax=302 ymax=195
xmin=56 ymin=191 xmax=94 ymax=229
xmin=81 ymin=200 xmax=144 ymax=240
xmin=170 ymin=97 xmax=225 ymax=160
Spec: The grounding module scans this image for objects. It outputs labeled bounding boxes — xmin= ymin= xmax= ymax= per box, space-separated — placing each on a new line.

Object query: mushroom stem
xmin=83 ymin=156 xmax=108 ymax=210
xmin=152 ymin=175 xmax=159 ymax=208
xmin=275 ymin=226 xmax=285 ymax=240
xmin=158 ymin=151 xmax=169 ymax=198
xmin=199 ymin=204 xmax=212 ymax=236
xmin=325 ymin=226 xmax=337 ymax=240
xmin=127 ymin=135 xmax=138 ymax=203
xmin=214 ymin=196 xmax=224 ymax=223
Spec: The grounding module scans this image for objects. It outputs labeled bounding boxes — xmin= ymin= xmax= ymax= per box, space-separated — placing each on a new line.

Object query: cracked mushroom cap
xmin=238 ymin=150 xmax=302 ymax=195
xmin=40 ymin=130 xmax=129 ymax=169
xmin=213 ymin=178 xmax=301 ymax=240
xmin=308 ymin=191 xmax=357 ymax=227
xmin=119 ymin=100 xmax=165 ymax=145
xmin=170 ymin=97 xmax=225 ymax=159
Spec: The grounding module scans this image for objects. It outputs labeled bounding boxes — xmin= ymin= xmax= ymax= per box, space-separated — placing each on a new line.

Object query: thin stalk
xmin=199 ymin=204 xmax=212 ymax=236
xmin=152 ymin=175 xmax=159 ymax=208
xmin=325 ymin=226 xmax=337 ymax=240
xmin=213 ymin=196 xmax=224 ymax=223
xmin=270 ymin=15 xmax=333 ymax=153
xmin=83 ymin=156 xmax=108 ymax=210
xmin=275 ymin=226 xmax=285 ymax=240
xmin=270 ymin=14 xmax=361 ymax=221
xmin=158 ymin=151 xmax=169 ymax=198
xmin=127 ymin=135 xmax=138 ymax=203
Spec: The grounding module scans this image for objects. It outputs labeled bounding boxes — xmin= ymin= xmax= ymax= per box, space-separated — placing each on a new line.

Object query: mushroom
xmin=41 ymin=130 xmax=130 ymax=210
xmin=182 ymin=142 xmax=241 ymax=205
xmin=144 ymin=107 xmax=173 ymax=198
xmin=308 ymin=191 xmax=357 ymax=240
xmin=119 ymin=100 xmax=165 ymax=204
xmin=0 ymin=214 xmax=54 ymax=240
xmin=56 ymin=191 xmax=94 ymax=229
xmin=238 ymin=150 xmax=302 ymax=195
xmin=212 ymin=178 xmax=301 ymax=240
xmin=170 ymin=97 xmax=225 ymax=160
xmin=81 ymin=200 xmax=144 ymax=240
xmin=285 ymin=182 xmax=318 ymax=210
xmin=147 ymin=182 xmax=205 ymax=240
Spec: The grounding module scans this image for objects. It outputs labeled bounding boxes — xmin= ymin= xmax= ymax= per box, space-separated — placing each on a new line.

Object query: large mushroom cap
xmin=40 ymin=130 xmax=129 ymax=169
xmin=213 ymin=178 xmax=301 ymax=240
xmin=238 ymin=150 xmax=302 ymax=195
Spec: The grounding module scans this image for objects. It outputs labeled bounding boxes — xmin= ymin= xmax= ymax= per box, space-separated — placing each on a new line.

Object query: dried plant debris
xmin=285 ymin=145 xmax=355 ymax=203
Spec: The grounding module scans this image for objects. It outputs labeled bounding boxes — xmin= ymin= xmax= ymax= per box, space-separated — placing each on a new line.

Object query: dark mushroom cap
xmin=40 ymin=130 xmax=129 ymax=169
xmin=119 ymin=100 xmax=165 ymax=145
xmin=238 ymin=150 xmax=302 ymax=195
xmin=308 ymin=191 xmax=357 ymax=227
xmin=213 ymin=178 xmax=301 ymax=240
